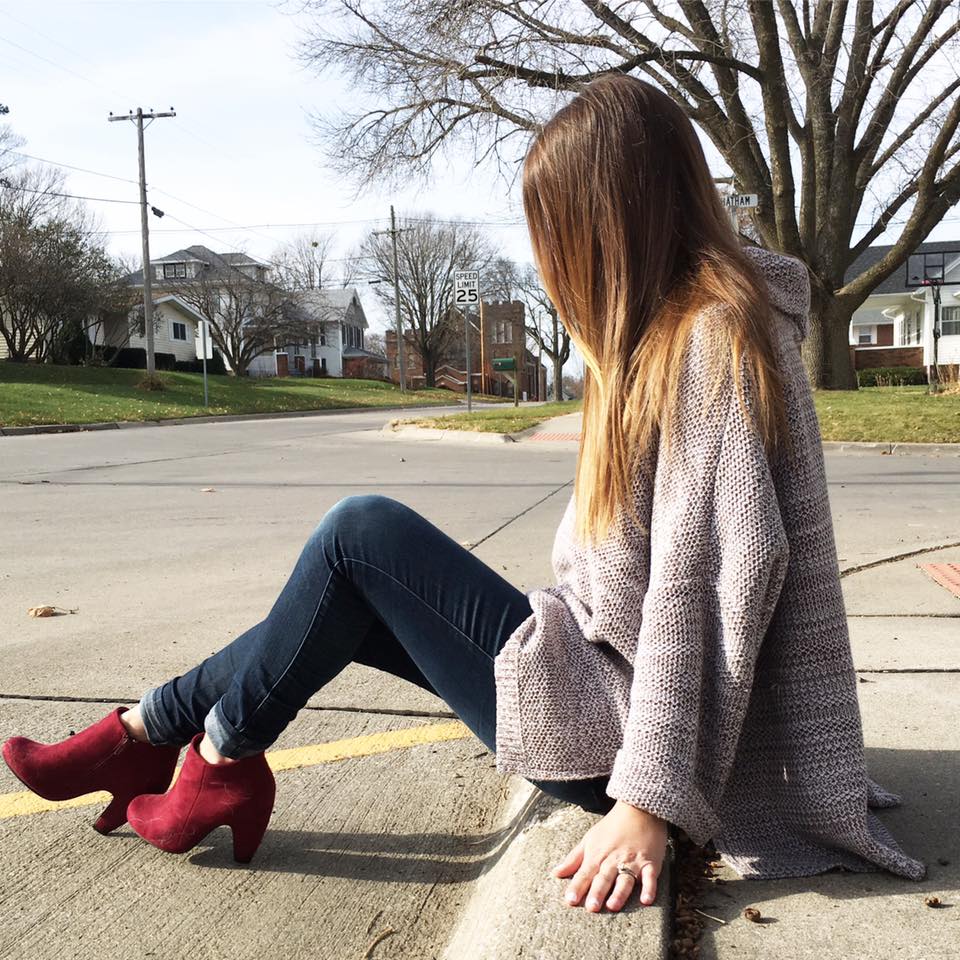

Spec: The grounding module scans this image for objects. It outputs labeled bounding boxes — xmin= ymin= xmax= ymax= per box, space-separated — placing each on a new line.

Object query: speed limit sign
xmin=454 ymin=270 xmax=480 ymax=306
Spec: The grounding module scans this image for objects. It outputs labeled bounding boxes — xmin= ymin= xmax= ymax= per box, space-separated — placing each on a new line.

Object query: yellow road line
xmin=0 ymin=719 xmax=472 ymax=821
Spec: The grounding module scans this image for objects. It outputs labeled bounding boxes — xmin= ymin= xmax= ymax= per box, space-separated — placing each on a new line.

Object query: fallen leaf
xmin=27 ymin=605 xmax=78 ymax=618
xmin=200 ymin=487 xmax=216 ymax=493
xmin=743 ymin=907 xmax=762 ymax=923
xmin=924 ymin=896 xmax=943 ymax=908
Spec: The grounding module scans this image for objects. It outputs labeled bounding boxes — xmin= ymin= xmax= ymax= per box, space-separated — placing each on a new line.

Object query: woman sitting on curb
xmin=3 ymin=74 xmax=924 ymax=914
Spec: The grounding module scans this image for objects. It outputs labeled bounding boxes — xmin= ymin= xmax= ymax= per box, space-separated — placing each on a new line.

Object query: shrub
xmin=174 ymin=352 xmax=227 ymax=375
xmin=856 ymin=366 xmax=927 ymax=387
xmin=136 ymin=373 xmax=166 ymax=392
xmin=100 ymin=346 xmax=177 ymax=370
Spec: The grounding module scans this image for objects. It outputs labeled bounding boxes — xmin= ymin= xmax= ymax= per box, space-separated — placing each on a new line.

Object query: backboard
xmin=905 ymin=250 xmax=960 ymax=287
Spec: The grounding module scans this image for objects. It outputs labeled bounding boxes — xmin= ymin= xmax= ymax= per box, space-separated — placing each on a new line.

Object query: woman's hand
xmin=552 ymin=800 xmax=668 ymax=912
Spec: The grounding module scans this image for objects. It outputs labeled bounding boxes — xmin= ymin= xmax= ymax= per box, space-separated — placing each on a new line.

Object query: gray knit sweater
xmin=493 ymin=244 xmax=926 ymax=881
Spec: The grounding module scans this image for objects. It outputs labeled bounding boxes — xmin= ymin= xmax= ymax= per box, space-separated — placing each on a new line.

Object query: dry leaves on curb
xmin=27 ymin=605 xmax=78 ymax=618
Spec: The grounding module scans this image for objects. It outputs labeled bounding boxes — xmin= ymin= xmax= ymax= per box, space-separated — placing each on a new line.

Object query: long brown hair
xmin=522 ymin=74 xmax=789 ymax=546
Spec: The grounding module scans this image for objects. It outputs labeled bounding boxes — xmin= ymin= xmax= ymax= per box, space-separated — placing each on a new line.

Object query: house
xmin=107 ymin=245 xmax=384 ymax=378
xmin=846 ymin=240 xmax=960 ymax=375
xmin=256 ymin=287 xmax=387 ymax=379
xmin=385 ymin=299 xmax=547 ymax=399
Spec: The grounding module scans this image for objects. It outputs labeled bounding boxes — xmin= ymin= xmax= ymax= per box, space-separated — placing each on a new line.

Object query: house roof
xmin=844 ymin=239 xmax=960 ymax=295
xmin=124 ymin=245 xmax=270 ymax=285
xmin=292 ymin=287 xmax=369 ymax=329
xmin=153 ymin=294 xmax=208 ymax=325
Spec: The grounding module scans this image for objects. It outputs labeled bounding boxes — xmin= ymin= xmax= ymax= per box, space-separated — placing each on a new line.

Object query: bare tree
xmin=562 ymin=373 xmax=584 ymax=400
xmin=358 ymin=213 xmax=495 ymax=386
xmin=0 ymin=113 xmax=23 ymax=178
xmin=272 ymin=230 xmax=336 ymax=290
xmin=365 ymin=329 xmax=387 ymax=356
xmin=508 ymin=261 xmax=571 ymax=401
xmin=299 ymin=0 xmax=960 ymax=389
xmin=483 ymin=256 xmax=520 ymax=301
xmin=0 ymin=170 xmax=125 ymax=363
xmin=170 ymin=262 xmax=308 ymax=378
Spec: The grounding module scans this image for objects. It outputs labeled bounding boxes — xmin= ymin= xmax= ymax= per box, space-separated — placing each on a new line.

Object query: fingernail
xmin=565 ymin=890 xmax=577 ymax=902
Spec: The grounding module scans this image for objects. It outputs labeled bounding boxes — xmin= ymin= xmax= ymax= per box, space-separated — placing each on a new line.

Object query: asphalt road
xmin=1 ymin=411 xmax=959 ymax=959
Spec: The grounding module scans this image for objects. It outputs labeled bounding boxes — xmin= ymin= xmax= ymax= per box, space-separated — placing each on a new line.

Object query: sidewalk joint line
xmin=0 ymin=692 xmax=457 ymax=720
xmin=467 ymin=480 xmax=573 ymax=553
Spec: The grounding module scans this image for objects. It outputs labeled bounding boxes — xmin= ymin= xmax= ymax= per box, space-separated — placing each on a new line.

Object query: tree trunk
xmin=424 ymin=353 xmax=437 ymax=388
xmin=802 ymin=287 xmax=859 ymax=390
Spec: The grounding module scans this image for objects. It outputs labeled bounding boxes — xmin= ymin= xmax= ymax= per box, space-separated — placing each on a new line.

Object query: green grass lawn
xmin=0 ymin=363 xmax=457 ymax=428
xmin=402 ymin=386 xmax=960 ymax=443
xmin=813 ymin=384 xmax=960 ymax=443
xmin=3 ymin=364 xmax=959 ymax=442
xmin=396 ymin=399 xmax=583 ymax=434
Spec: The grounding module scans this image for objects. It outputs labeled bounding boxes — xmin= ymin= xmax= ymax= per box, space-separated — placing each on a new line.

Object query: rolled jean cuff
xmin=138 ymin=686 xmax=181 ymax=747
xmin=204 ymin=702 xmax=268 ymax=760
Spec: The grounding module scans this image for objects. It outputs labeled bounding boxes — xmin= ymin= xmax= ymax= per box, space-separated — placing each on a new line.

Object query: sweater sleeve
xmin=604 ymin=334 xmax=791 ymax=845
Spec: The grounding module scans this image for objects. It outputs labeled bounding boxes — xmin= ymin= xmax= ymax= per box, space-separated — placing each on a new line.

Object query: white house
xmin=247 ymin=286 xmax=380 ymax=378
xmin=847 ymin=241 xmax=960 ymax=373
xmin=107 ymin=245 xmax=384 ymax=377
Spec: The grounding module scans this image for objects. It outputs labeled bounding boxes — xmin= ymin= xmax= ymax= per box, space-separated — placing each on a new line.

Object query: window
xmin=858 ymin=331 xmax=873 ymax=345
xmin=171 ymin=321 xmax=188 ymax=341
xmin=320 ymin=357 xmax=327 ymax=373
xmin=163 ymin=262 xmax=187 ymax=279
xmin=942 ymin=306 xmax=960 ymax=337
xmin=320 ymin=328 xmax=326 ymax=346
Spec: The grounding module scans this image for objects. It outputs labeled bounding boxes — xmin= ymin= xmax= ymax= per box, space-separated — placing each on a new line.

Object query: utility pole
xmin=108 ymin=107 xmax=176 ymax=376
xmin=479 ymin=297 xmax=486 ymax=396
xmin=536 ymin=318 xmax=543 ymax=401
xmin=551 ymin=307 xmax=560 ymax=401
xmin=373 ymin=206 xmax=406 ymax=392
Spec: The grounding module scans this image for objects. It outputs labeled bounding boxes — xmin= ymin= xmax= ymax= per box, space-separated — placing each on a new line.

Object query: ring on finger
xmin=616 ymin=861 xmax=639 ymax=881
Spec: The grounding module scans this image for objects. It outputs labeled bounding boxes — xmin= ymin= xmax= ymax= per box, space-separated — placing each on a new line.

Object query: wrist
xmin=615 ymin=798 xmax=665 ymax=824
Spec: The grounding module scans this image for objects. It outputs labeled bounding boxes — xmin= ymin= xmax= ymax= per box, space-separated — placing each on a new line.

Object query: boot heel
xmin=93 ymin=794 xmax=132 ymax=835
xmin=230 ymin=810 xmax=271 ymax=864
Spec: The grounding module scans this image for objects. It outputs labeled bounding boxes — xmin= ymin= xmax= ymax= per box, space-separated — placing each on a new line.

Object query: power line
xmin=6 ymin=150 xmax=139 ymax=186
xmin=0 ymin=181 xmax=140 ymax=205
xmin=0 ymin=12 xmax=264 ymax=169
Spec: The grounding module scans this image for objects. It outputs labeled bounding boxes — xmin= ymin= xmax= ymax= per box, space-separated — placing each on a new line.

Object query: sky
xmin=0 ymin=0 xmax=558 ymax=361
xmin=2 ymin=0 xmax=959 ymax=377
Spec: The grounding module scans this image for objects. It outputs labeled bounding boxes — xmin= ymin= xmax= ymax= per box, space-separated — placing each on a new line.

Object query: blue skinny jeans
xmin=139 ymin=494 xmax=615 ymax=815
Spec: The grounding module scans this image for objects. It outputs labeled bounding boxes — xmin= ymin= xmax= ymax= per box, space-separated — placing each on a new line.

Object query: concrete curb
xmin=382 ymin=422 xmax=960 ymax=455
xmin=381 ymin=424 xmax=520 ymax=445
xmin=0 ymin=402 xmax=460 ymax=437
xmin=821 ymin=439 xmax=960 ymax=455
xmin=441 ymin=778 xmax=671 ymax=960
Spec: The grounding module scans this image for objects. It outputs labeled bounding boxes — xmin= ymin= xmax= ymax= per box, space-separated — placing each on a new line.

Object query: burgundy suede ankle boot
xmin=127 ymin=732 xmax=276 ymax=864
xmin=1 ymin=706 xmax=182 ymax=834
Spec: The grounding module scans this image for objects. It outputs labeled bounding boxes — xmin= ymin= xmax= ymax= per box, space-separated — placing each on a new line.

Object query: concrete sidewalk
xmin=381 ymin=411 xmax=960 ymax=959
xmin=0 ymin=408 xmax=957 ymax=959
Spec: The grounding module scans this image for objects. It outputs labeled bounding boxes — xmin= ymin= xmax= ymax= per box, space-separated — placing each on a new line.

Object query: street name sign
xmin=723 ymin=193 xmax=759 ymax=208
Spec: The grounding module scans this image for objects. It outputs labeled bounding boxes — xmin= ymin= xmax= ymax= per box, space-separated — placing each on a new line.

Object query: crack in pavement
xmin=848 ymin=612 xmax=959 ymax=618
xmin=839 ymin=539 xmax=960 ymax=577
